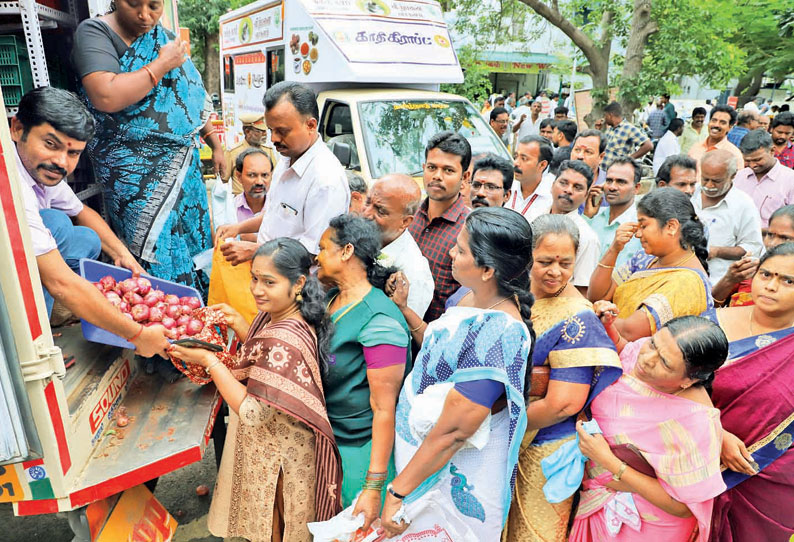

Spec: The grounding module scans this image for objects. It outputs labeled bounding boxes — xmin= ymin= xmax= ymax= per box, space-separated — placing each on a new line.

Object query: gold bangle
xmin=205 ymin=359 xmax=222 ymax=376
xmin=598 ymin=262 xmax=615 ymax=269
xmin=612 ymin=461 xmax=628 ymax=481
xmin=409 ymin=320 xmax=425 ymax=333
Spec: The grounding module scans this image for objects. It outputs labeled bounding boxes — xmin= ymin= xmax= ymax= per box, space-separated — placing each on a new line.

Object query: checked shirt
xmin=408 ymin=195 xmax=470 ymax=322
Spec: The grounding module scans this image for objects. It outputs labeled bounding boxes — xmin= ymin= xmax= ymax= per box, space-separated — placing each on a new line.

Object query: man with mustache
xmin=469 ymin=153 xmax=512 ymax=209
xmin=679 ymin=106 xmax=707 ymax=154
xmin=231 ymin=147 xmax=270 ymax=240
xmin=506 ymin=135 xmax=555 ymax=223
xmin=216 ymin=81 xmax=349 ymax=263
xmin=734 ymin=129 xmax=794 ymax=230
xmin=770 ymin=112 xmax=794 ymax=169
xmin=408 ymin=131 xmax=471 ymax=321
xmin=692 ymin=149 xmax=763 ymax=285
xmin=585 ymin=156 xmax=644 ymax=268
xmin=546 ymin=159 xmax=601 ymax=295
xmin=222 ymin=113 xmax=279 ymax=195
xmin=655 ymin=154 xmax=698 ymax=196
xmin=11 ymin=87 xmax=167 ymax=356
xmin=688 ymin=104 xmax=745 ymax=179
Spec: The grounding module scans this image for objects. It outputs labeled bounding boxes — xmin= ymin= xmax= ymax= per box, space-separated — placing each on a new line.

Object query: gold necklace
xmin=657 ymin=251 xmax=695 ymax=268
xmin=749 ymin=309 xmax=794 ymax=336
xmin=484 ymin=297 xmax=508 ymax=310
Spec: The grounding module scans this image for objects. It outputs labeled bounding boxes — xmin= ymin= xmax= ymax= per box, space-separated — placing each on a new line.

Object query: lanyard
xmin=511 ymin=190 xmax=539 ymax=216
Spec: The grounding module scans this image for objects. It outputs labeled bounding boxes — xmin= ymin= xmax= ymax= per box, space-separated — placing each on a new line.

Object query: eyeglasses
xmin=492 ymin=119 xmax=509 ymax=125
xmin=471 ymin=181 xmax=505 ymax=192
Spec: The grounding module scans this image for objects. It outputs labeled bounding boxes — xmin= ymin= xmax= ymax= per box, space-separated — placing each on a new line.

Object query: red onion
xmin=119 ymin=278 xmax=138 ymax=294
xmin=104 ymin=291 xmax=122 ymax=307
xmin=148 ymin=306 xmax=164 ymax=322
xmin=165 ymin=304 xmax=181 ymax=319
xmin=99 ymin=275 xmax=117 ymax=291
xmin=161 ymin=316 xmax=176 ymax=330
xmin=175 ymin=325 xmax=187 ymax=339
xmin=94 ymin=282 xmax=104 ymax=292
xmin=176 ymin=314 xmax=191 ymax=327
xmin=180 ymin=296 xmax=202 ymax=310
xmin=119 ymin=301 xmax=130 ymax=313
xmin=123 ymin=291 xmax=144 ymax=306
xmin=130 ymin=304 xmax=150 ymax=322
xmin=143 ymin=292 xmax=161 ymax=307
xmin=179 ymin=305 xmax=193 ymax=316
xmin=135 ymin=277 xmax=152 ymax=295
xmin=164 ymin=294 xmax=180 ymax=306
xmin=123 ymin=312 xmax=134 ymax=320
xmin=185 ymin=319 xmax=204 ymax=336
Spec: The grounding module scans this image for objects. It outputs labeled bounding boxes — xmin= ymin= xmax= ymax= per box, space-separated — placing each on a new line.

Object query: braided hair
xmin=465 ymin=207 xmax=536 ymax=402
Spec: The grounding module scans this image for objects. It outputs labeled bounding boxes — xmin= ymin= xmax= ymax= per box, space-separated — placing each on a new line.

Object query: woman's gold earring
xmin=296 ymin=293 xmax=303 ymax=304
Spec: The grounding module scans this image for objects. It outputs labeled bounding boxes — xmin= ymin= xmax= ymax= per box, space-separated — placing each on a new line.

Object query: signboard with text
xmin=221 ymin=2 xmax=283 ymax=51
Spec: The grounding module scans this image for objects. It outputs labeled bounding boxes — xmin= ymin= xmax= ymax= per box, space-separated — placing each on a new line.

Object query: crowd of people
xmin=9 ymin=3 xmax=794 ymax=540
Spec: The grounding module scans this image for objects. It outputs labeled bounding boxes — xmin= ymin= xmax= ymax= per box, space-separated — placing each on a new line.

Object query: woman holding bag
xmin=169 ymin=238 xmax=341 ymax=541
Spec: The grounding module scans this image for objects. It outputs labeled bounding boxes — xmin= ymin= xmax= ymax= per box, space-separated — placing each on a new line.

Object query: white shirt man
xmin=257 ymin=136 xmax=349 ymax=253
xmin=380 ymin=230 xmax=434 ymax=318
xmin=652 ymin=128 xmax=681 ymax=175
xmin=692 ymin=186 xmax=763 ymax=285
xmin=506 ymin=172 xmax=555 ymax=223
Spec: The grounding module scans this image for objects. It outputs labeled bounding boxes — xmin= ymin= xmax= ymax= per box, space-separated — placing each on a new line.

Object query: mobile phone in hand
xmin=171 ymin=338 xmax=224 ymax=352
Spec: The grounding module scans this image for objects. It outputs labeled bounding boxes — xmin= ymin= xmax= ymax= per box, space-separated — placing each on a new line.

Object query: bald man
xmin=362 ymin=174 xmax=434 ymax=318
xmin=692 ymin=149 xmax=763 ymax=285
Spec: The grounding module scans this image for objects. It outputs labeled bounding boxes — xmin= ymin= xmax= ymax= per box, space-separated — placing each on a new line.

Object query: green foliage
xmin=440 ymin=47 xmax=493 ymax=103
xmin=179 ymin=0 xmax=231 ymax=73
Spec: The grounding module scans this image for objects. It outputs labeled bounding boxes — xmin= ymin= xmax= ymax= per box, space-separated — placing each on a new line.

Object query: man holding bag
xmin=208 ymin=148 xmax=272 ymax=322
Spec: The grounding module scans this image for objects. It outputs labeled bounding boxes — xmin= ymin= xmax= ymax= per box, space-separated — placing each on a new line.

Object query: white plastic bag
xmin=307 ymin=503 xmax=380 ymax=542
xmin=308 ymin=490 xmax=477 ymax=542
xmin=409 ymin=383 xmax=491 ymax=450
xmin=211 ymin=175 xmax=236 ymax=230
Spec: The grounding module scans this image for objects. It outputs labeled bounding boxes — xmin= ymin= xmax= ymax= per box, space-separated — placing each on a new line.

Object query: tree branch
xmin=519 ymin=0 xmax=597 ymax=60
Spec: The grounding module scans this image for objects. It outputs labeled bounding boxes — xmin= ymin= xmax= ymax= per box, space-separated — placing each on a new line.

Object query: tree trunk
xmin=203 ymin=32 xmax=221 ymax=98
xmin=735 ymin=69 xmax=764 ymax=108
xmin=519 ymin=0 xmax=611 ymax=127
xmin=618 ymin=0 xmax=658 ymax=115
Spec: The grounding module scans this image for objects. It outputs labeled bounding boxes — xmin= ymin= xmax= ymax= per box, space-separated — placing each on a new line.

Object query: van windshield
xmin=358 ymin=100 xmax=509 ymax=179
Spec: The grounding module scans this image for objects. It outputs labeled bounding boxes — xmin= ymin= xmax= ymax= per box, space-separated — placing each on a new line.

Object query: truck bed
xmin=39 ymin=324 xmax=221 ymax=511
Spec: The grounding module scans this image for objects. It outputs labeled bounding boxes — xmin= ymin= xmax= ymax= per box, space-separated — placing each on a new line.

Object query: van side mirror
xmin=329 ymin=141 xmax=352 ymax=168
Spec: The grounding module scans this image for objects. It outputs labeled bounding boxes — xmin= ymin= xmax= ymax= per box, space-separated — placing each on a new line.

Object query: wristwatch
xmin=612 ymin=461 xmax=628 ymax=482
xmin=387 ymin=483 xmax=406 ymax=500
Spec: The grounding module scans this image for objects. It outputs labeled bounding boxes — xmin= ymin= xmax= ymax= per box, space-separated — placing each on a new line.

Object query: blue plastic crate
xmin=79 ymin=259 xmax=204 ymax=349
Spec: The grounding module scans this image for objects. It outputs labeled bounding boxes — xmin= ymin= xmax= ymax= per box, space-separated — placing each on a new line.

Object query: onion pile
xmin=94 ymin=275 xmax=203 ymax=340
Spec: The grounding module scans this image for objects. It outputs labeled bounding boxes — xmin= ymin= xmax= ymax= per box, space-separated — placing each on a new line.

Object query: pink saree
xmin=570 ymin=339 xmax=726 ymax=542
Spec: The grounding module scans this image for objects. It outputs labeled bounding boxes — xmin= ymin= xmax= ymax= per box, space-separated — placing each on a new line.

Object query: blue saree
xmin=504 ymin=295 xmax=622 ymax=541
xmin=393 ymin=307 xmax=530 ymax=538
xmin=84 ymin=24 xmax=211 ymax=296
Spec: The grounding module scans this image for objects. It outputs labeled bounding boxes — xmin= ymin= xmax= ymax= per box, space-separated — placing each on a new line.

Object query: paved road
xmin=2 ymin=446 xmax=229 ymax=541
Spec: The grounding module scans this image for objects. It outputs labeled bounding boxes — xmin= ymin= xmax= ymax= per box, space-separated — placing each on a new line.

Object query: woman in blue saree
xmin=72 ymin=0 xmax=224 ymax=296
xmin=378 ymin=207 xmax=534 ymax=540
xmin=504 ymin=215 xmax=622 ymax=542
xmin=702 ymin=242 xmax=794 ymax=542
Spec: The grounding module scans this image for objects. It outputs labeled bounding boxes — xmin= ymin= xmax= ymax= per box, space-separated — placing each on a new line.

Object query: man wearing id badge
xmin=216 ymin=82 xmax=349 ymax=263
